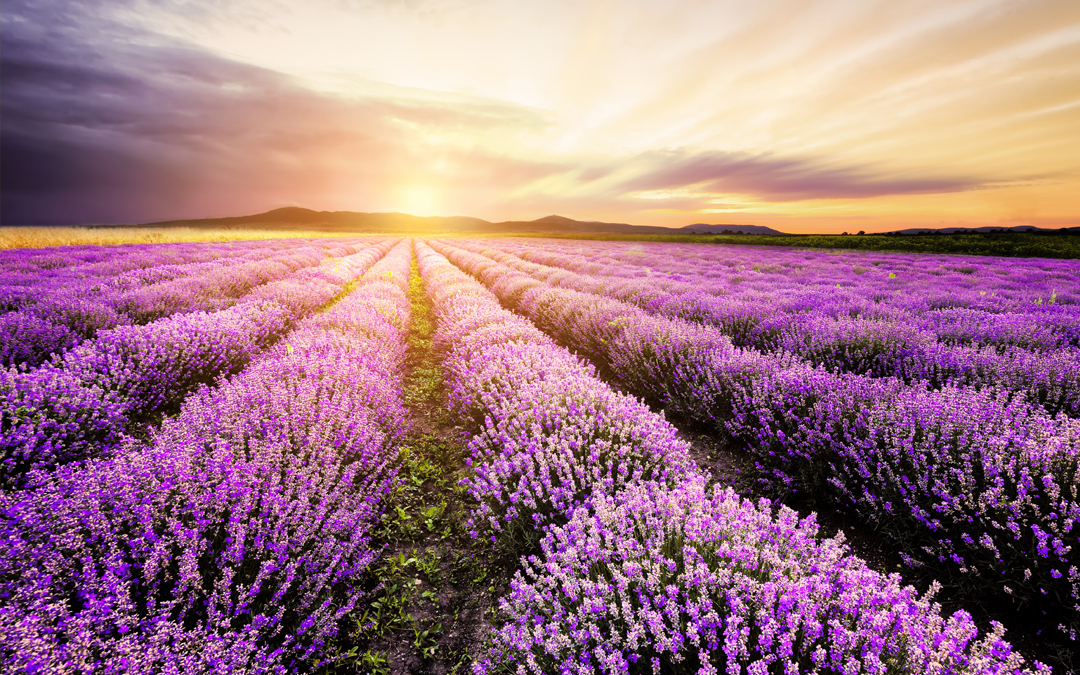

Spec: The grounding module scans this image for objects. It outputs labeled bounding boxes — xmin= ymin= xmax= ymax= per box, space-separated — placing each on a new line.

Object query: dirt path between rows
xmin=320 ymin=259 xmax=515 ymax=675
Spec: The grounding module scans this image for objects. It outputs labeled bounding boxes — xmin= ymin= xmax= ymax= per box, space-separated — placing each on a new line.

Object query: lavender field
xmin=1 ymin=236 xmax=1077 ymax=674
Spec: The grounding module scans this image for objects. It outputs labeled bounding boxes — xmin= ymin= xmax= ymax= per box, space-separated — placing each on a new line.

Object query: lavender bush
xmin=0 ymin=241 xmax=397 ymax=484
xmin=476 ymin=476 xmax=1046 ymax=674
xmin=0 ymin=240 xmax=414 ymax=673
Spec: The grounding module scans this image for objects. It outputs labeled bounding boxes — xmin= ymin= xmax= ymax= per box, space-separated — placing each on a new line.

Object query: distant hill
xmin=492 ymin=214 xmax=673 ymax=234
xmin=679 ymin=223 xmax=785 ymax=235
xmin=143 ymin=208 xmax=773 ymax=235
xmin=883 ymin=225 xmax=1079 ymax=235
xmin=151 ymin=207 xmax=497 ymax=233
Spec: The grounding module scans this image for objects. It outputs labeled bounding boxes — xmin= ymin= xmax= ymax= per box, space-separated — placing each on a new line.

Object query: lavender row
xmin=0 ymin=240 xmax=397 ymax=485
xmin=416 ymin=240 xmax=1041 ymax=674
xmin=487 ymin=236 xmax=1080 ymax=314
xmin=473 ymin=237 xmax=1080 ymax=352
xmin=0 ymin=239 xmax=373 ymax=368
xmin=0 ymin=240 xmax=414 ymax=673
xmin=447 ymin=239 xmax=1080 ymax=417
xmin=0 ymin=236 xmax=351 ymax=311
xmin=429 ymin=238 xmax=1080 ymax=644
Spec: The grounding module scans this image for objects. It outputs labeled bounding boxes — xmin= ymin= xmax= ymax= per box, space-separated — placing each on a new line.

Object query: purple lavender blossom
xmin=1 ymin=240 xmax=397 ymax=485
xmin=0 ymin=239 xmax=414 ymax=673
xmin=475 ymin=476 xmax=1047 ymax=674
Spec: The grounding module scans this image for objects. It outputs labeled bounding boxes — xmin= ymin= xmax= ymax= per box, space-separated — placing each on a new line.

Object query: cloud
xmin=0 ymin=0 xmax=557 ymax=223
xmin=611 ymin=149 xmax=981 ymax=202
xmin=4 ymin=0 xmax=1073 ymax=229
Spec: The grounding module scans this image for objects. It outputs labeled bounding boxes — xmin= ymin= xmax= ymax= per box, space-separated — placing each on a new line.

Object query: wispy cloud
xmin=0 ymin=0 xmax=557 ymax=223
xmin=2 ymin=0 xmax=1078 ymax=230
xmin=612 ymin=149 xmax=980 ymax=201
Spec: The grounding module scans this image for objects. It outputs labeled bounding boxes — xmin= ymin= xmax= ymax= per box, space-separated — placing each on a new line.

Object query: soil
xmin=318 ymin=262 xmax=517 ymax=675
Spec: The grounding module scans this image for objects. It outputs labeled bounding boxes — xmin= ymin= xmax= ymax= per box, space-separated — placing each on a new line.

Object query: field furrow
xmin=0 ymin=239 xmax=415 ymax=673
xmin=416 ymin=239 xmax=1045 ymax=675
xmin=427 ymin=237 xmax=1079 ymax=657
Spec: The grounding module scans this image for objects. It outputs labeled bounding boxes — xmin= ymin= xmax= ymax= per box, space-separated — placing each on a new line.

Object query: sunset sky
xmin=3 ymin=0 xmax=1079 ymax=232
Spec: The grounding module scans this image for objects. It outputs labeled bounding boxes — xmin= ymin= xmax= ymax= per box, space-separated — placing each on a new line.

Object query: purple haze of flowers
xmin=475 ymin=476 xmax=1048 ymax=675
xmin=427 ymin=238 xmax=1079 ymax=644
xmin=0 ymin=240 xmax=397 ymax=485
xmin=445 ymin=239 xmax=1080 ymax=416
xmin=0 ymin=238 xmax=374 ymax=367
xmin=0 ymin=239 xmax=415 ymax=674
xmin=416 ymin=240 xmax=695 ymax=537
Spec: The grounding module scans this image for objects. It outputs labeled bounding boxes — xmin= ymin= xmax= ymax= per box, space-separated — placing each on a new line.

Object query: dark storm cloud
xmin=1 ymin=0 xmax=271 ymax=223
xmin=0 ymin=0 xmax=551 ymax=224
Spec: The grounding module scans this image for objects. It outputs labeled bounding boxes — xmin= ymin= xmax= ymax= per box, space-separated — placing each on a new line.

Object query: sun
xmin=397 ymin=184 xmax=442 ymax=217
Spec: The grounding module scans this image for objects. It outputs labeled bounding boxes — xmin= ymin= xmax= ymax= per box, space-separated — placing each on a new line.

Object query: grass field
xmin=500 ymin=230 xmax=1080 ymax=259
xmin=0 ymin=226 xmax=360 ymax=250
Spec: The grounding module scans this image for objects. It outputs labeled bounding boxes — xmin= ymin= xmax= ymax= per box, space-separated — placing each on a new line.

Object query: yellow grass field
xmin=0 ymin=227 xmax=359 ymax=250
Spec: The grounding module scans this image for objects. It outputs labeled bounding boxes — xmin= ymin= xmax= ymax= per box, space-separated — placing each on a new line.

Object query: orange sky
xmin=4 ymin=0 xmax=1079 ymax=231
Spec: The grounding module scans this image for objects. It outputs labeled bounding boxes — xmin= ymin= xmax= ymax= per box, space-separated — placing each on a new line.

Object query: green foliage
xmin=403 ymin=261 xmax=444 ymax=407
xmin=376 ymin=442 xmax=459 ymax=541
xmin=496 ymin=231 xmax=1080 ymax=259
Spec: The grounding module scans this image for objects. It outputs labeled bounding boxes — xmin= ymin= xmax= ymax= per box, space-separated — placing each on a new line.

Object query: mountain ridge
xmin=143 ymin=207 xmax=775 ymax=235
xmin=141 ymin=208 xmax=1077 ymax=236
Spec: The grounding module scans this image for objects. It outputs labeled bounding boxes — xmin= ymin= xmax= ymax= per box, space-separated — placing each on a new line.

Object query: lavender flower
xmin=0 ymin=239 xmax=415 ymax=673
xmin=476 ymin=476 xmax=1047 ymax=675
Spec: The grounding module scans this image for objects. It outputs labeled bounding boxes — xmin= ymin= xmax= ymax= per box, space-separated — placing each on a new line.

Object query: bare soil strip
xmin=319 ymin=258 xmax=516 ymax=675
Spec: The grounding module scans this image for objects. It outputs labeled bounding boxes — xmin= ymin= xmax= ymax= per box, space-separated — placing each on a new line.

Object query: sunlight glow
xmin=395 ymin=184 xmax=443 ymax=218
xmin=5 ymin=0 xmax=1078 ymax=231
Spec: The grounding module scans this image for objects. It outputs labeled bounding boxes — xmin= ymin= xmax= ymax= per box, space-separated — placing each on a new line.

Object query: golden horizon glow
xmin=5 ymin=0 xmax=1079 ymax=231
